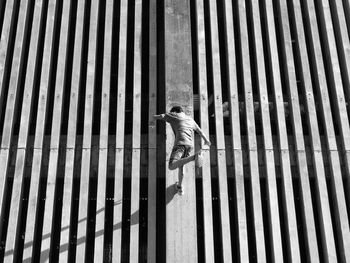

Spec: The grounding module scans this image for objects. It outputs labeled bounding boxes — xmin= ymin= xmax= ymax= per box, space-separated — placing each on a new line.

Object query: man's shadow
xmin=15 ymin=183 xmax=178 ymax=262
xmin=166 ymin=183 xmax=178 ymax=205
xmin=15 ymin=200 xmax=124 ymax=262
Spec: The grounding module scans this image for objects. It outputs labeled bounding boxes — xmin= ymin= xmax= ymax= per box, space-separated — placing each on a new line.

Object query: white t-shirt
xmin=161 ymin=112 xmax=199 ymax=146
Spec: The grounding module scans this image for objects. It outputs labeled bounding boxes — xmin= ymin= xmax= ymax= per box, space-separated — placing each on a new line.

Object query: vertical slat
xmin=0 ymin=0 xmax=29 ymax=247
xmin=237 ymin=0 xmax=267 ymax=261
xmin=112 ymin=149 xmax=124 ymax=263
xmin=316 ymin=0 xmax=350 ymax=151
xmin=0 ymin=0 xmax=16 ymax=230
xmin=164 ymin=105 xmax=198 ymax=259
xmin=0 ymin=148 xmax=9 ymax=223
xmin=75 ymin=0 xmax=100 ymax=260
xmin=1 ymin=0 xmax=29 ymax=151
xmin=58 ymin=0 xmax=86 ymax=261
xmin=261 ymin=0 xmax=301 ymax=261
xmin=330 ymin=0 xmax=350 ymax=205
xmin=278 ymin=0 xmax=320 ymax=261
xmin=147 ymin=0 xmax=157 ymax=261
xmin=301 ymin=0 xmax=342 ymax=260
xmin=206 ymin=0 xmax=232 ymax=261
xmin=113 ymin=0 xmax=128 ymax=260
xmin=309 ymin=0 xmax=350 ymax=261
xmin=38 ymin=0 xmax=71 ymax=260
xmin=0 ymin=2 xmax=28 ymax=235
xmin=22 ymin=0 xmax=59 ymax=260
xmin=0 ymin=0 xmax=15 ymax=119
xmin=222 ymin=0 xmax=249 ymax=261
xmin=315 ymin=2 xmax=350 ymax=260
xmin=129 ymin=0 xmax=142 ymax=261
xmin=164 ymin=0 xmax=197 ymax=261
xmin=93 ymin=0 xmax=113 ymax=260
xmin=2 ymin=0 xmax=37 ymax=261
xmin=344 ymin=0 xmax=350 ymax=29
xmin=249 ymin=0 xmax=287 ymax=261
xmin=329 ymin=0 xmax=350 ymax=95
xmin=195 ymin=0 xmax=215 ymax=261
xmin=292 ymin=0 xmax=331 ymax=260
xmin=94 ymin=0 xmax=110 ymax=256
xmin=279 ymin=0 xmax=321 ymax=261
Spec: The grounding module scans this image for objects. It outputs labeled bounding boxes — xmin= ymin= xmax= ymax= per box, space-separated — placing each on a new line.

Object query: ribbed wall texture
xmin=0 ymin=0 xmax=349 ymax=262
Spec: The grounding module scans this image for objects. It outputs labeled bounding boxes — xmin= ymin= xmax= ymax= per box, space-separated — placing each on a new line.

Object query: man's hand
xmin=153 ymin=114 xmax=163 ymax=120
xmin=196 ymin=125 xmax=211 ymax=147
xmin=204 ymin=140 xmax=211 ymax=146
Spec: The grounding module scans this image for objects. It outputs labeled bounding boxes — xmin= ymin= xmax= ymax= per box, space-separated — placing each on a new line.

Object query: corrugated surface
xmin=0 ymin=0 xmax=349 ymax=262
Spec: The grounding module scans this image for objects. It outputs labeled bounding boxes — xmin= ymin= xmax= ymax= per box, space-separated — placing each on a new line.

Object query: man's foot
xmin=175 ymin=182 xmax=184 ymax=195
xmin=195 ymin=150 xmax=203 ymax=168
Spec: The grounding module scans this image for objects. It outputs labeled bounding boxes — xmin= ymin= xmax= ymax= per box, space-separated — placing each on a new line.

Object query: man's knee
xmin=168 ymin=162 xmax=176 ymax=170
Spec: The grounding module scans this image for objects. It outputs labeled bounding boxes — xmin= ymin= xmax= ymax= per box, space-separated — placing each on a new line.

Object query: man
xmin=154 ymin=106 xmax=211 ymax=195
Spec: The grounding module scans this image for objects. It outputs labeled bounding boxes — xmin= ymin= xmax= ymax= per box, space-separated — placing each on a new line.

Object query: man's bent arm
xmin=196 ymin=126 xmax=211 ymax=146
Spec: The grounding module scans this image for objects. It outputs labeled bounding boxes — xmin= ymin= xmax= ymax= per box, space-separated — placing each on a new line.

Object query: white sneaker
xmin=195 ymin=151 xmax=203 ymax=168
xmin=175 ymin=182 xmax=184 ymax=195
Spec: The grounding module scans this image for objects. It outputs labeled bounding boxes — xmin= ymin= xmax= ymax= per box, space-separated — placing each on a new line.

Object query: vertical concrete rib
xmin=164 ymin=0 xmax=197 ymax=261
xmin=0 ymin=0 xmax=15 ymax=121
xmin=222 ymin=0 xmax=249 ymax=260
xmin=249 ymin=0 xmax=288 ymax=261
xmin=93 ymin=0 xmax=113 ymax=261
xmin=260 ymin=0 xmax=301 ymax=261
xmin=206 ymin=0 xmax=233 ymax=261
xmin=8 ymin=0 xmax=43 ymax=260
xmin=0 ymin=0 xmax=29 ymax=239
xmin=2 ymin=0 xmax=33 ymax=260
xmin=237 ymin=0 xmax=267 ymax=261
xmin=194 ymin=0 xmax=215 ymax=261
xmin=278 ymin=0 xmax=321 ymax=261
xmin=112 ymin=0 xmax=128 ymax=261
xmin=22 ymin=0 xmax=59 ymax=260
xmin=58 ymin=0 xmax=86 ymax=261
xmin=75 ymin=0 xmax=100 ymax=260
xmin=38 ymin=0 xmax=71 ymax=260
xmin=301 ymin=0 xmax=344 ymax=260
xmin=311 ymin=0 xmax=350 ymax=261
xmin=0 ymin=0 xmax=30 ymax=238
xmin=129 ymin=0 xmax=142 ymax=261
xmin=147 ymin=0 xmax=158 ymax=261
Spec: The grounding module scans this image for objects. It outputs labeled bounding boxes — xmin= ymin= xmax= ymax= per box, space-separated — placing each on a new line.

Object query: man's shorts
xmin=169 ymin=145 xmax=193 ymax=164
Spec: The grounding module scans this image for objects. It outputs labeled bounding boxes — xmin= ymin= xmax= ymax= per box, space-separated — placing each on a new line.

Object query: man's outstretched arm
xmin=153 ymin=114 xmax=164 ymax=120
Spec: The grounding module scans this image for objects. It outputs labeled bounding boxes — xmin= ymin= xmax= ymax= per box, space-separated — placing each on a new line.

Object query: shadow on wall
xmin=6 ymin=184 xmax=177 ymax=261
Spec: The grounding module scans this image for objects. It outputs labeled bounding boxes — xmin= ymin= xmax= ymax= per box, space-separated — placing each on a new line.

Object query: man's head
xmin=170 ymin=105 xmax=183 ymax=113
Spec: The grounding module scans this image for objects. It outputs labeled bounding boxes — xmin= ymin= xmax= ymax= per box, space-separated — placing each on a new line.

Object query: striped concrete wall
xmin=0 ymin=0 xmax=349 ymax=262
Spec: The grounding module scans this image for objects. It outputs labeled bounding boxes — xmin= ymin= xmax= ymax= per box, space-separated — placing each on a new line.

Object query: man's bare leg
xmin=178 ymin=166 xmax=184 ymax=186
xmin=175 ymin=166 xmax=184 ymax=195
xmin=168 ymin=150 xmax=201 ymax=170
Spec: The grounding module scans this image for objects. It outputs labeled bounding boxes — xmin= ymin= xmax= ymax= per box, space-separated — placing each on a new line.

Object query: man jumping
xmin=154 ymin=105 xmax=211 ymax=195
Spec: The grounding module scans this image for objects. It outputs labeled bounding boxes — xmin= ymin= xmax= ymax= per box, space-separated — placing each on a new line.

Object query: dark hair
xmin=170 ymin=106 xmax=183 ymax=113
